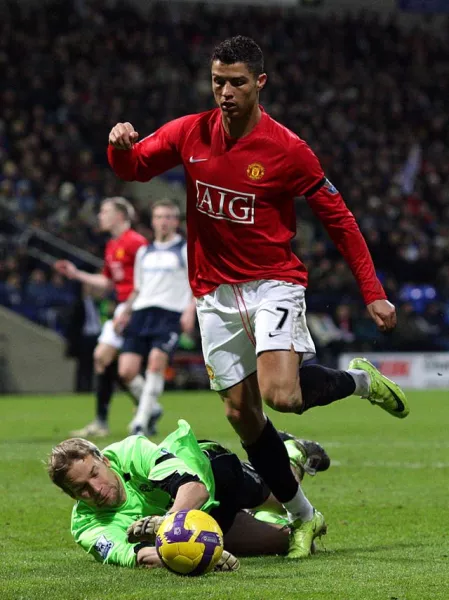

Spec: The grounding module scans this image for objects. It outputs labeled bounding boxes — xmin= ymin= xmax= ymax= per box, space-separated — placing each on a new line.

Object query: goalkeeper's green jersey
xmin=71 ymin=420 xmax=218 ymax=567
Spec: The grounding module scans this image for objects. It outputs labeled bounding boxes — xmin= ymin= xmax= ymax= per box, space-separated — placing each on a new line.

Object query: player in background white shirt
xmin=115 ymin=199 xmax=196 ymax=435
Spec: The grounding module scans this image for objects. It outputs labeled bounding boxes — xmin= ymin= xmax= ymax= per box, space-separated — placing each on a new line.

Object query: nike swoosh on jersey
xmin=189 ymin=156 xmax=208 ymax=163
xmin=268 ymin=332 xmax=283 ymax=338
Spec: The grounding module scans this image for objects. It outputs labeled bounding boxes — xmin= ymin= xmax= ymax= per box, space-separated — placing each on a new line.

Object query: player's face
xmin=65 ymin=454 xmax=125 ymax=509
xmin=98 ymin=201 xmax=121 ymax=232
xmin=152 ymin=207 xmax=179 ymax=239
xmin=211 ymin=61 xmax=266 ymax=120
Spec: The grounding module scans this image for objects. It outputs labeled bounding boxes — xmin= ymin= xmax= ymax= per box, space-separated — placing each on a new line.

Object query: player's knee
xmin=93 ymin=352 xmax=105 ymax=374
xmin=262 ymin=385 xmax=302 ymax=413
xmin=118 ymin=363 xmax=137 ymax=383
xmin=225 ymin=403 xmax=243 ymax=427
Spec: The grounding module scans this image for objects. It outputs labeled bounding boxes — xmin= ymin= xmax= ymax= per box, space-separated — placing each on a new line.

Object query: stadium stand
xmin=1 ymin=0 xmax=448 ymax=365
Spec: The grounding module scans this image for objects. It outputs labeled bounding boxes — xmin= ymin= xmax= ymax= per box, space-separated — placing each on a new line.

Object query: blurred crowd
xmin=1 ymin=0 xmax=449 ymax=361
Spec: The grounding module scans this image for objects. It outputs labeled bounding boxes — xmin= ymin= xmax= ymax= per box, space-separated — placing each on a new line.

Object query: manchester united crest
xmin=247 ymin=162 xmax=265 ymax=181
xmin=205 ymin=364 xmax=215 ymax=380
xmin=116 ymin=248 xmax=125 ymax=259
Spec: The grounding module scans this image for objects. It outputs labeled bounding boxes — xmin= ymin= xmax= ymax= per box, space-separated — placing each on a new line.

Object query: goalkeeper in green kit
xmin=48 ymin=420 xmax=330 ymax=570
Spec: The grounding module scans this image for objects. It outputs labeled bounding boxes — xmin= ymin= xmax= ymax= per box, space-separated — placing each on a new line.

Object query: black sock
xmin=95 ymin=361 xmax=117 ymax=424
xmin=243 ymin=419 xmax=298 ymax=504
xmin=300 ymin=364 xmax=356 ymax=413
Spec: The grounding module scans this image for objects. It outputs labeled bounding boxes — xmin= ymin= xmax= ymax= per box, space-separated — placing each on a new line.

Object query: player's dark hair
xmin=47 ymin=438 xmax=103 ymax=496
xmin=211 ymin=36 xmax=264 ymax=77
xmin=102 ymin=196 xmax=135 ymax=223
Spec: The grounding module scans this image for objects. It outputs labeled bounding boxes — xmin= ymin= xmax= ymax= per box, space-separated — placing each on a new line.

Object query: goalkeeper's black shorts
xmin=199 ymin=441 xmax=270 ymax=534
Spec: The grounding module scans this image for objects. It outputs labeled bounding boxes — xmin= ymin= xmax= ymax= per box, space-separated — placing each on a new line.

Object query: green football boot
xmin=348 ymin=357 xmax=409 ymax=419
xmin=288 ymin=510 xmax=327 ymax=559
xmin=279 ymin=432 xmax=331 ymax=477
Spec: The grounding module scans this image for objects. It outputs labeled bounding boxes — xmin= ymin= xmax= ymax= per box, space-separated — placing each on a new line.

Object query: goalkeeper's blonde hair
xmin=47 ymin=438 xmax=102 ymax=495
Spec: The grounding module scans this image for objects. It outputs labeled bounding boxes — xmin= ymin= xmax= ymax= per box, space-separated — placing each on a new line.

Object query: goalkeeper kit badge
xmin=94 ymin=535 xmax=114 ymax=559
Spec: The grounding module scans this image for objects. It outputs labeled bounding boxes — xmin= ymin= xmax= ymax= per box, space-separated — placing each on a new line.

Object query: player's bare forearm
xmin=180 ymin=297 xmax=197 ymax=334
xmin=123 ymin=290 xmax=138 ymax=313
xmin=169 ymin=482 xmax=209 ymax=513
xmin=77 ymin=272 xmax=113 ymax=294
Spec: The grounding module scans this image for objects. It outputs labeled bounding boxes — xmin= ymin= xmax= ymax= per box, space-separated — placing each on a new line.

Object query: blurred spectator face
xmin=98 ymin=200 xmax=126 ymax=233
xmin=211 ymin=61 xmax=267 ymax=121
xmin=30 ymin=269 xmax=46 ymax=284
xmin=152 ymin=205 xmax=179 ymax=239
xmin=6 ymin=273 xmax=21 ymax=289
xmin=336 ymin=305 xmax=351 ymax=320
xmin=51 ymin=273 xmax=65 ymax=287
xmin=5 ymin=257 xmax=18 ymax=273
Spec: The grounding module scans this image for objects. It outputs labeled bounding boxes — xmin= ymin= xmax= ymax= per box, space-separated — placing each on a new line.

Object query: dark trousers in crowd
xmin=74 ymin=335 xmax=98 ymax=393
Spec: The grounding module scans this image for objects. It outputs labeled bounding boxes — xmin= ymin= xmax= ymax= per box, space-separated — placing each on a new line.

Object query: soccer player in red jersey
xmin=107 ymin=37 xmax=409 ymax=557
xmin=55 ymin=197 xmax=147 ymax=436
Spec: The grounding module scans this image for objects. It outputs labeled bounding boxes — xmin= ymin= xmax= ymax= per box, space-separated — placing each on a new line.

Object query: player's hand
xmin=367 ymin=299 xmax=396 ymax=332
xmin=113 ymin=310 xmax=131 ymax=334
xmin=53 ymin=259 xmax=79 ymax=280
xmin=214 ymin=550 xmax=240 ymax=572
xmin=180 ymin=308 xmax=196 ymax=335
xmin=108 ymin=122 xmax=139 ymax=150
xmin=136 ymin=546 xmax=163 ymax=569
xmin=127 ymin=515 xmax=165 ymax=544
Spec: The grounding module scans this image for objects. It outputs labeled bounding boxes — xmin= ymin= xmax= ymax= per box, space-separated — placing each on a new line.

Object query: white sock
xmin=134 ymin=372 xmax=165 ymax=427
xmin=127 ymin=374 xmax=145 ymax=403
xmin=284 ymin=486 xmax=314 ymax=523
xmin=347 ymin=369 xmax=370 ymax=396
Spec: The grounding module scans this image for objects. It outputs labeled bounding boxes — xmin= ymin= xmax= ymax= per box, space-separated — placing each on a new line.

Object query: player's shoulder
xmin=162 ymin=109 xmax=219 ymax=137
xmin=122 ymin=228 xmax=147 ymax=248
xmin=262 ymin=110 xmax=311 ymax=152
xmin=179 ymin=108 xmax=221 ymax=138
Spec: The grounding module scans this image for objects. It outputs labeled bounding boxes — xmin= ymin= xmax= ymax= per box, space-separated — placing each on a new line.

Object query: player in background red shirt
xmin=55 ymin=197 xmax=147 ymax=436
xmin=107 ymin=37 xmax=409 ymax=558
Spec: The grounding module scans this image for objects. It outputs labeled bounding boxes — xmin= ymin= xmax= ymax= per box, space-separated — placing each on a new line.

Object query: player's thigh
xmin=97 ymin=319 xmax=124 ymax=352
xmin=254 ymin=281 xmax=315 ymax=411
xmin=118 ymin=352 xmax=143 ymax=381
xmin=147 ymin=347 xmax=169 ymax=373
xmin=149 ymin=313 xmax=181 ymax=371
xmin=93 ymin=341 xmax=118 ymax=370
xmin=196 ymin=288 xmax=257 ymax=392
xmin=224 ymin=511 xmax=289 ymax=556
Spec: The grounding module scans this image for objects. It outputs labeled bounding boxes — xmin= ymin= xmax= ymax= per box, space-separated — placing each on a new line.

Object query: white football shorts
xmin=196 ymin=280 xmax=315 ymax=391
xmin=97 ymin=303 xmax=127 ymax=350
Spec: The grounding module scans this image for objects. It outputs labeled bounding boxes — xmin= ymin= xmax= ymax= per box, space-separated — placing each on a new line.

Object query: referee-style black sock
xmin=95 ymin=361 xmax=117 ymax=424
xmin=243 ymin=419 xmax=299 ymax=504
xmin=299 ymin=364 xmax=356 ymax=413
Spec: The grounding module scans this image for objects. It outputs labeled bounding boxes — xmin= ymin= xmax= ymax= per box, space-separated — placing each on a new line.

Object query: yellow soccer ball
xmin=155 ymin=509 xmax=224 ymax=576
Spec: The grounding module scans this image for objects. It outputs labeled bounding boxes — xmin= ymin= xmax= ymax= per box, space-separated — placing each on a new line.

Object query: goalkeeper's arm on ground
xmin=73 ymin=519 xmax=140 ymax=568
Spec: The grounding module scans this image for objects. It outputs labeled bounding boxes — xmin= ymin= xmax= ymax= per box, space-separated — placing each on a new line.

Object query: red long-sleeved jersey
xmin=108 ymin=108 xmax=385 ymax=304
xmin=102 ymin=229 xmax=147 ymax=302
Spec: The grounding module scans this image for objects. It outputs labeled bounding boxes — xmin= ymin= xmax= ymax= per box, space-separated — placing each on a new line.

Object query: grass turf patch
xmin=0 ymin=390 xmax=448 ymax=599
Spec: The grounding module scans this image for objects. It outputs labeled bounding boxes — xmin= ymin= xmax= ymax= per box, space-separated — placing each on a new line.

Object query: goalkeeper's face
xmin=65 ymin=454 xmax=125 ymax=509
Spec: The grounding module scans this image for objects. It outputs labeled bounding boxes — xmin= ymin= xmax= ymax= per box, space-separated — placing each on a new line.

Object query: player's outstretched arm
xmin=53 ymin=260 xmax=113 ymax=294
xmin=288 ymin=139 xmax=393 ymax=330
xmin=73 ymin=521 xmax=142 ymax=568
xmin=107 ymin=117 xmax=187 ymax=182
xmin=127 ymin=483 xmax=209 ymax=544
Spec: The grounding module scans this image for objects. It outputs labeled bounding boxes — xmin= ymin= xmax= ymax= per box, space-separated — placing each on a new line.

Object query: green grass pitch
xmin=1 ymin=390 xmax=448 ymax=600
